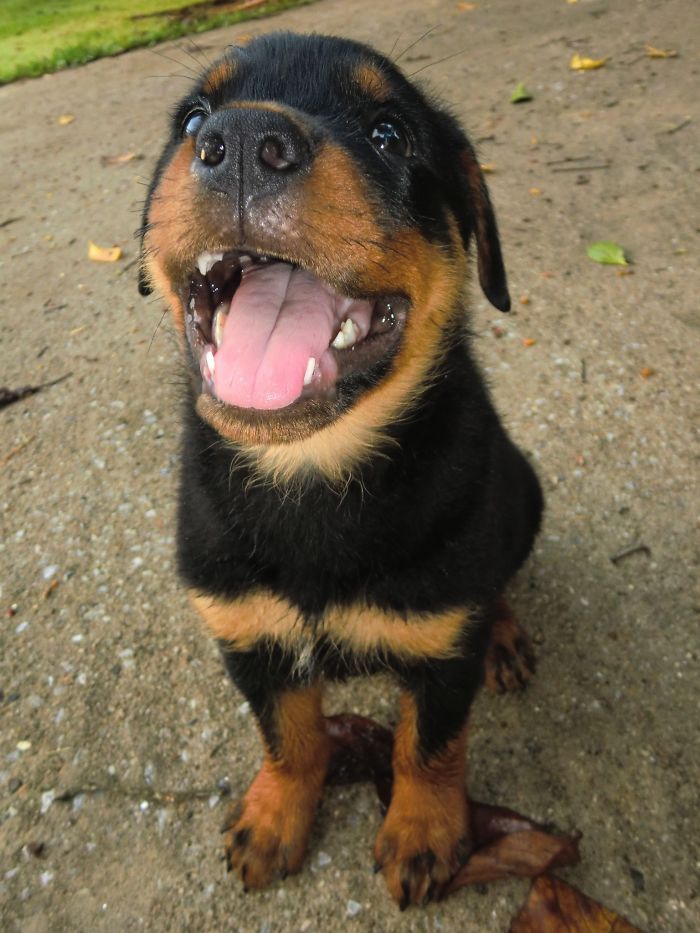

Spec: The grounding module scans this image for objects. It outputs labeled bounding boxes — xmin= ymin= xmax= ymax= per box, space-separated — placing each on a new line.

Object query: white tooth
xmin=196 ymin=251 xmax=224 ymax=276
xmin=213 ymin=304 xmax=227 ymax=348
xmin=303 ymin=357 xmax=316 ymax=387
xmin=205 ymin=348 xmax=216 ymax=377
xmin=239 ymin=254 xmax=253 ymax=268
xmin=331 ymin=317 xmax=359 ymax=350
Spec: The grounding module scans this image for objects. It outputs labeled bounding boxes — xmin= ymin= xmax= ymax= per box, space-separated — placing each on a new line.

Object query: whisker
xmin=395 ymin=25 xmax=440 ymax=63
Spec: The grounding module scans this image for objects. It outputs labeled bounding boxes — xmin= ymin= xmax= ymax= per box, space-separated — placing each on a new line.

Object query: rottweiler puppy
xmin=138 ymin=32 xmax=543 ymax=908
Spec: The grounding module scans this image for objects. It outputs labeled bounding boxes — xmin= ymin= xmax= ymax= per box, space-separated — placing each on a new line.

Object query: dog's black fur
xmin=140 ymin=31 xmax=543 ymax=906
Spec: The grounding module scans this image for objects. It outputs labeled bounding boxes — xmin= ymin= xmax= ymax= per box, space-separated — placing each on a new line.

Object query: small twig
xmin=580 ymin=359 xmax=587 ymax=384
xmin=0 ymin=436 xmax=35 ymax=467
xmin=610 ymin=543 xmax=651 ymax=565
xmin=662 ymin=118 xmax=691 ymax=135
xmin=55 ymin=782 xmax=222 ymax=805
xmin=545 ymin=155 xmax=594 ymax=166
xmin=551 ymin=163 xmax=611 ymax=173
xmin=0 ymin=216 xmax=22 ymax=229
xmin=0 ymin=372 xmax=72 ymax=410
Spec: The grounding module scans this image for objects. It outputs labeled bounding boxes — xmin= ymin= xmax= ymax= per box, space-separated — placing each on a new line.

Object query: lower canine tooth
xmin=303 ymin=357 xmax=316 ymax=387
xmin=213 ymin=304 xmax=227 ymax=348
xmin=205 ymin=348 xmax=216 ymax=378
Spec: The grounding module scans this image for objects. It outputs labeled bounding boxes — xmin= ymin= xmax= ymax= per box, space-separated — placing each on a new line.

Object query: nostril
xmin=199 ymin=133 xmax=226 ymax=167
xmin=259 ymin=137 xmax=294 ymax=171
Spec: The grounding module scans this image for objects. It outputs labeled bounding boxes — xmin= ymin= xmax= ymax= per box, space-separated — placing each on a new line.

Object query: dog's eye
xmin=370 ymin=121 xmax=412 ymax=158
xmin=183 ymin=109 xmax=208 ymax=137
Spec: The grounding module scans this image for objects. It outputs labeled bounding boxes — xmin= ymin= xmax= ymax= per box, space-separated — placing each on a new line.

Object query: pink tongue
xmin=213 ymin=263 xmax=369 ymax=410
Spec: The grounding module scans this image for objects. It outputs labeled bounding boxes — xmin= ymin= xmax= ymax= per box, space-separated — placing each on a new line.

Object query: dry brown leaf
xmin=480 ymin=163 xmax=495 ymax=174
xmin=522 ymin=338 xmax=536 ymax=347
xmin=88 ymin=241 xmax=122 ymax=262
xmin=457 ymin=2 xmax=478 ymax=10
xmin=640 ymin=367 xmax=655 ymax=379
xmin=570 ymin=54 xmax=609 ymax=71
xmin=57 ymin=114 xmax=75 ymax=126
xmin=645 ymin=44 xmax=677 ymax=59
xmin=510 ymin=875 xmax=641 ymax=932
xmin=529 ymin=187 xmax=541 ymax=196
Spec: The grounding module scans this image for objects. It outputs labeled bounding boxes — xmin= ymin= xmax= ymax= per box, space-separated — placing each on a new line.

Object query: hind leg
xmin=484 ymin=596 xmax=536 ymax=693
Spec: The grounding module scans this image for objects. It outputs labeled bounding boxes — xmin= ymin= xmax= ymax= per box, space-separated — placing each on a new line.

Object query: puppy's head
xmin=141 ymin=32 xmax=509 ymax=479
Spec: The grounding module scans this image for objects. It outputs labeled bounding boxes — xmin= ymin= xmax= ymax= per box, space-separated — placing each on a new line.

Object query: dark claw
xmin=234 ymin=828 xmax=251 ymax=849
xmin=399 ymin=878 xmax=411 ymax=911
xmin=422 ymin=879 xmax=437 ymax=907
xmin=373 ymin=861 xmax=382 ymax=874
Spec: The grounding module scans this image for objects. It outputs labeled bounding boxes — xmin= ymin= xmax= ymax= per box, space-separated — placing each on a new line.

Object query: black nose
xmin=194 ymin=107 xmax=311 ymax=200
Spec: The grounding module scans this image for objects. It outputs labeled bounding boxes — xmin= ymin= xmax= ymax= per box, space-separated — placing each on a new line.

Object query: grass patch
xmin=0 ymin=0 xmax=317 ymax=85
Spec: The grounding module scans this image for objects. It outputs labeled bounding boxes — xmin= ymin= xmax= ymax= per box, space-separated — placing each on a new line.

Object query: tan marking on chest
xmin=190 ymin=589 xmax=468 ymax=661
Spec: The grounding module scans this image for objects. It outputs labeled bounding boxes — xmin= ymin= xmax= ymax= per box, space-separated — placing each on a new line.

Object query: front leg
xmin=220 ymin=644 xmax=330 ymax=889
xmin=375 ymin=646 xmax=484 ymax=908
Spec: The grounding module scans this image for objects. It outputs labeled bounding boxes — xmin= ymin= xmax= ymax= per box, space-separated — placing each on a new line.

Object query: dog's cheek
xmin=144 ymin=138 xmax=201 ymax=336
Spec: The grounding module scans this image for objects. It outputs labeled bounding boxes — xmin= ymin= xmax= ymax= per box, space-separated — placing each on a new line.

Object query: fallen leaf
xmin=570 ymin=54 xmax=609 ymax=70
xmin=511 ymin=875 xmax=641 ymax=932
xmin=480 ymin=163 xmax=496 ymax=173
xmin=449 ymin=828 xmax=580 ymax=889
xmin=587 ymin=241 xmax=628 ymax=265
xmin=511 ymin=82 xmax=533 ymax=103
xmin=645 ymin=44 xmax=677 ymax=59
xmin=640 ymin=367 xmax=655 ymax=379
xmin=88 ymin=241 xmax=122 ymax=262
xmin=519 ymin=295 xmax=530 ymax=304
xmin=325 ymin=713 xmax=394 ymax=808
xmin=529 ymin=187 xmax=541 ymax=196
xmin=57 ymin=114 xmax=75 ymax=126
xmin=522 ymin=338 xmax=536 ymax=347
xmin=101 ymin=151 xmax=139 ymax=166
xmin=457 ymin=1 xmax=478 ymax=9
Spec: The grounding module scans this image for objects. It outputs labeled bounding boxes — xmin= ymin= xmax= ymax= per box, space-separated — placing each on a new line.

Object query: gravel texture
xmin=1 ymin=0 xmax=698 ymax=930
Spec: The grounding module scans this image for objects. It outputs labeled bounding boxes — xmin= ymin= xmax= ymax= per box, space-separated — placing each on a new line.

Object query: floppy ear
xmin=459 ymin=143 xmax=510 ymax=312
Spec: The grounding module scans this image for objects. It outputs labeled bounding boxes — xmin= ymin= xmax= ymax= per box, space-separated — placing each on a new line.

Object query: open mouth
xmin=183 ymin=251 xmax=408 ymax=411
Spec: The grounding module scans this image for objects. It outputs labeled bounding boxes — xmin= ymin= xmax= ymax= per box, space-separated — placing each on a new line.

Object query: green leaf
xmin=511 ymin=82 xmax=533 ymax=103
xmin=586 ymin=241 xmax=628 ymax=265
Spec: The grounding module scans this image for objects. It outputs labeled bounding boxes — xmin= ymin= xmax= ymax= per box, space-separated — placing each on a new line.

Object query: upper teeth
xmin=331 ymin=317 xmax=359 ymax=350
xmin=196 ymin=251 xmax=224 ymax=276
xmin=303 ymin=357 xmax=316 ymax=387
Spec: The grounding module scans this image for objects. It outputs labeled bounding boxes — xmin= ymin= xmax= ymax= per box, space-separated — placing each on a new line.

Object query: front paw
xmin=373 ymin=789 xmax=470 ymax=908
xmin=222 ymin=763 xmax=323 ymax=889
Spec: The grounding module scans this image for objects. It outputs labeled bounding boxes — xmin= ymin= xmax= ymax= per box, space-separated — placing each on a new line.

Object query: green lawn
xmin=0 ymin=0 xmax=316 ymax=84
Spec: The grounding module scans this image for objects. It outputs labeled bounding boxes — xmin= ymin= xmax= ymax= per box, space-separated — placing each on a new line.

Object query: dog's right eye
xmin=183 ymin=109 xmax=208 ymax=137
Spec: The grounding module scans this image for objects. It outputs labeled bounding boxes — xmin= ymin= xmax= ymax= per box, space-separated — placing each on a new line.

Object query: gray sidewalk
xmin=1 ymin=0 xmax=698 ymax=929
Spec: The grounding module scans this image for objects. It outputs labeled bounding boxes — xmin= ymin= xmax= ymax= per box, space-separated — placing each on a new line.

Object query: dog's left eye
xmin=370 ymin=121 xmax=412 ymax=158
xmin=183 ymin=108 xmax=208 ymax=137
